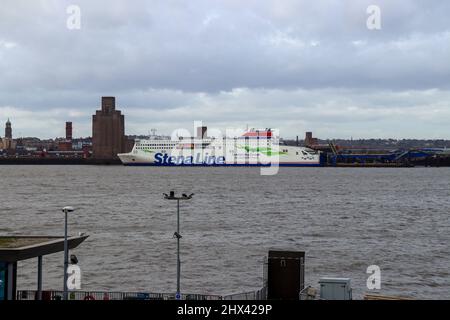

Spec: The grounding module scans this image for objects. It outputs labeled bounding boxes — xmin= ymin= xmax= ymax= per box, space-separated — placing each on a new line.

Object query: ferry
xmin=118 ymin=128 xmax=322 ymax=166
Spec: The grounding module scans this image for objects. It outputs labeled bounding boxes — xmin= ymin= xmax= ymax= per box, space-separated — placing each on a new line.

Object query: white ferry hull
xmin=122 ymin=163 xmax=322 ymax=167
xmin=118 ymin=149 xmax=323 ymax=167
xmin=118 ymin=129 xmax=323 ymax=167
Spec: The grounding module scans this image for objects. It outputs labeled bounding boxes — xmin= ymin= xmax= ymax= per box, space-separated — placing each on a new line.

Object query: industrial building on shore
xmin=1 ymin=96 xmax=450 ymax=166
xmin=92 ymin=96 xmax=133 ymax=160
xmin=0 ymin=97 xmax=133 ymax=162
xmin=0 ymin=119 xmax=16 ymax=151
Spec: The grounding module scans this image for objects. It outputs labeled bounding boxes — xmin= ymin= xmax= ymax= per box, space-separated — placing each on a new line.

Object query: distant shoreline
xmin=0 ymin=158 xmax=122 ymax=165
xmin=0 ymin=157 xmax=449 ymax=167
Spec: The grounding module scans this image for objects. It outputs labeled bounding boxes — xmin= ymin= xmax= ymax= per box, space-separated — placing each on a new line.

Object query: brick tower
xmin=5 ymin=118 xmax=12 ymax=139
xmin=66 ymin=122 xmax=73 ymax=141
xmin=92 ymin=97 xmax=126 ymax=159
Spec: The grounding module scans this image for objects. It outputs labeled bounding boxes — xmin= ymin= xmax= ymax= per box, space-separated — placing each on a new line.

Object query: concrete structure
xmin=92 ymin=97 xmax=126 ymax=159
xmin=0 ymin=235 xmax=88 ymax=300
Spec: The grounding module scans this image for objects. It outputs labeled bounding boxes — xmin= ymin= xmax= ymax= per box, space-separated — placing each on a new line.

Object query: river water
xmin=1 ymin=166 xmax=449 ymax=299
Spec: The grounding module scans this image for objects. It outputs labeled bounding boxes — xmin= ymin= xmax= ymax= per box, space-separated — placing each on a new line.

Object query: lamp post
xmin=163 ymin=191 xmax=194 ymax=300
xmin=62 ymin=206 xmax=74 ymax=301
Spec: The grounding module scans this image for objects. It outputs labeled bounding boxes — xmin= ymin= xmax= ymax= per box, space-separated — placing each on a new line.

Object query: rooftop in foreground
xmin=0 ymin=235 xmax=89 ymax=262
xmin=0 ymin=237 xmax=59 ymax=249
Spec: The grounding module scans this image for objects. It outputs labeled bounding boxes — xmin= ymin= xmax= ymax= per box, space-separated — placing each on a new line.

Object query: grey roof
xmin=0 ymin=235 xmax=89 ymax=262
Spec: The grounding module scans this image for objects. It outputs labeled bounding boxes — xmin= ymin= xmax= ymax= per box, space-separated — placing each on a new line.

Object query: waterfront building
xmin=5 ymin=119 xmax=12 ymax=139
xmin=66 ymin=122 xmax=72 ymax=141
xmin=0 ymin=119 xmax=16 ymax=151
xmin=92 ymin=97 xmax=127 ymax=159
xmin=305 ymin=132 xmax=318 ymax=147
xmin=58 ymin=122 xmax=73 ymax=151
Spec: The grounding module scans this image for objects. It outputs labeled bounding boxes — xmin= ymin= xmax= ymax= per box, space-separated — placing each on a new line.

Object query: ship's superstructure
xmin=118 ymin=128 xmax=322 ymax=166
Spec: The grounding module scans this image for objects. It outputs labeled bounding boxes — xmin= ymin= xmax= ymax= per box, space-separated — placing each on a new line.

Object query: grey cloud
xmin=2 ymin=0 xmax=450 ymax=93
xmin=0 ymin=0 xmax=449 ymax=138
xmin=2 ymin=88 xmax=450 ymax=139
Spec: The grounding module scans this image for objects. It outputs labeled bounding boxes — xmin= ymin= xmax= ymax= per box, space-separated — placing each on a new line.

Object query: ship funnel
xmin=197 ymin=126 xmax=207 ymax=139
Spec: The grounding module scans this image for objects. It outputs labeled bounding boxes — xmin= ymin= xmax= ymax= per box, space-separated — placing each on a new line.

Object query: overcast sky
xmin=1 ymin=0 xmax=449 ymax=139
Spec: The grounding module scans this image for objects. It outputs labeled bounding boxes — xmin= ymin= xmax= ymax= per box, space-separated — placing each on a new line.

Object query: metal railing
xmin=222 ymin=287 xmax=267 ymax=300
xmin=299 ymin=286 xmax=319 ymax=300
xmin=16 ymin=290 xmax=223 ymax=301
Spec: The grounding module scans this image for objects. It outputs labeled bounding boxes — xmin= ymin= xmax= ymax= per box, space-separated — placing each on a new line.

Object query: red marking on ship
xmin=241 ymin=130 xmax=272 ymax=138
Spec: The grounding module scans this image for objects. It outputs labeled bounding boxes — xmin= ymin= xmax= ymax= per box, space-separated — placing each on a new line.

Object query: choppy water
xmin=1 ymin=166 xmax=449 ymax=299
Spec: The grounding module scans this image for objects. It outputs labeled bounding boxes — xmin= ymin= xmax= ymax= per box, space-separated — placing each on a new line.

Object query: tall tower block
xmin=5 ymin=119 xmax=12 ymax=139
xmin=66 ymin=122 xmax=73 ymax=141
xmin=92 ymin=97 xmax=126 ymax=159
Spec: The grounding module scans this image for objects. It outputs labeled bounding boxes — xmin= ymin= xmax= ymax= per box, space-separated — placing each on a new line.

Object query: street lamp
xmin=163 ymin=191 xmax=194 ymax=300
xmin=62 ymin=206 xmax=74 ymax=301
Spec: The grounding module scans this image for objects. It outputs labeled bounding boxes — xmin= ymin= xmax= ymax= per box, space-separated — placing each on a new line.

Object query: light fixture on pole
xmin=163 ymin=191 xmax=194 ymax=300
xmin=62 ymin=206 xmax=74 ymax=301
